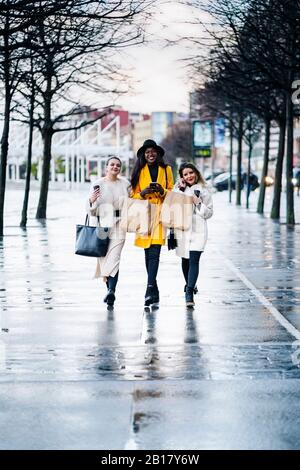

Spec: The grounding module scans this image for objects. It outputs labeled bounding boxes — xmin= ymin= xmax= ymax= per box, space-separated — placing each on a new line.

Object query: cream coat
xmin=174 ymin=183 xmax=213 ymax=259
xmin=86 ymin=177 xmax=130 ymax=279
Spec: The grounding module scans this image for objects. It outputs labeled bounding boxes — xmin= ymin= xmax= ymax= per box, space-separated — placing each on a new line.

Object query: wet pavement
xmin=0 ymin=184 xmax=300 ymax=449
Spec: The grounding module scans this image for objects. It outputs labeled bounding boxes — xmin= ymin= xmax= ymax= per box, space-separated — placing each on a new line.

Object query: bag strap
xmin=85 ymin=214 xmax=100 ymax=226
xmin=165 ymin=166 xmax=168 ymax=189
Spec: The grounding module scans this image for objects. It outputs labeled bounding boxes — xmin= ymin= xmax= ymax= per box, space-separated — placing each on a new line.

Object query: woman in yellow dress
xmin=130 ymin=139 xmax=174 ymax=309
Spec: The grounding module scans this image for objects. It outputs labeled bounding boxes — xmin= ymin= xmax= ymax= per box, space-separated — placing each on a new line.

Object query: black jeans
xmin=144 ymin=244 xmax=161 ymax=287
xmin=181 ymin=251 xmax=202 ymax=289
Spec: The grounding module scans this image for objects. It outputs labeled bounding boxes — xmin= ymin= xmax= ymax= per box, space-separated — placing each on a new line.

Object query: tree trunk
xmin=20 ymin=79 xmax=35 ymax=228
xmin=284 ymin=6 xmax=296 ymax=226
xmin=246 ymin=142 xmax=253 ymax=209
xmin=0 ymin=92 xmax=11 ymax=238
xmin=257 ymin=117 xmax=271 ymax=214
xmin=36 ymin=85 xmax=53 ymax=220
xmin=270 ymin=118 xmax=286 ymax=220
xmin=236 ymin=116 xmax=243 ymax=206
xmin=0 ymin=25 xmax=11 ymax=238
xmin=36 ymin=129 xmax=52 ymax=220
xmin=229 ymin=119 xmax=233 ymax=203
xmin=285 ymin=88 xmax=295 ymax=225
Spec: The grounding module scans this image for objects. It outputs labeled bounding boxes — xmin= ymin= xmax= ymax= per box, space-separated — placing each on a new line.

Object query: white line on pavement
xmin=215 ymin=249 xmax=300 ymax=341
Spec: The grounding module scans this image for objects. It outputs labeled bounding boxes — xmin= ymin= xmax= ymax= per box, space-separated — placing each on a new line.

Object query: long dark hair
xmin=130 ymin=152 xmax=168 ymax=190
xmin=179 ymin=162 xmax=206 ymax=186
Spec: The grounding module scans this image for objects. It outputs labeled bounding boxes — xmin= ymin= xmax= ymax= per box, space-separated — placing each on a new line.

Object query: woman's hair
xmin=179 ymin=162 xmax=206 ymax=186
xmin=130 ymin=150 xmax=168 ymax=190
xmin=106 ymin=156 xmax=122 ymax=166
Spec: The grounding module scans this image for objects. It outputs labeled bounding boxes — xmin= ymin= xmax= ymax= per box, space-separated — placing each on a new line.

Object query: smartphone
xmin=194 ymin=189 xmax=201 ymax=198
xmin=93 ymin=185 xmax=100 ymax=191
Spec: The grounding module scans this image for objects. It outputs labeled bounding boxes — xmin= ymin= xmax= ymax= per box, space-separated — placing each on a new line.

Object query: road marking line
xmin=215 ymin=249 xmax=300 ymax=341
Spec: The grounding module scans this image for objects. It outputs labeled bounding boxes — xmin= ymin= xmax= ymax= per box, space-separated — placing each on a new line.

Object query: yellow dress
xmin=130 ymin=165 xmax=174 ymax=248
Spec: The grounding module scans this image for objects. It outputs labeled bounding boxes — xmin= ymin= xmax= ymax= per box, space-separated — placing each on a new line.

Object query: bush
xmin=56 ymin=157 xmax=65 ymax=174
xmin=31 ymin=162 xmax=38 ymax=179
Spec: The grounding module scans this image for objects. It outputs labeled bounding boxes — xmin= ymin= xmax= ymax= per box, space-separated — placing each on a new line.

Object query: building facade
xmin=151 ymin=112 xmax=177 ymax=144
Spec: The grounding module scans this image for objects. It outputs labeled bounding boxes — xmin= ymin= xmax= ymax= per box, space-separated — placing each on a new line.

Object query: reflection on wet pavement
xmin=0 ymin=189 xmax=299 ymax=380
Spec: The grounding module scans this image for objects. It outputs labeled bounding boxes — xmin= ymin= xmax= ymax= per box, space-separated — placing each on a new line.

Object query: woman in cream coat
xmin=87 ymin=156 xmax=129 ymax=309
xmin=174 ymin=162 xmax=213 ymax=308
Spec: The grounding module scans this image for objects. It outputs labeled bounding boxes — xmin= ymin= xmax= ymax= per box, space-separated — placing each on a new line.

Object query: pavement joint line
xmin=214 ymin=248 xmax=300 ymax=341
xmin=3 ymin=342 xmax=297 ymax=349
xmin=0 ymin=376 xmax=299 ymax=385
xmin=0 ymin=379 xmax=231 ymax=385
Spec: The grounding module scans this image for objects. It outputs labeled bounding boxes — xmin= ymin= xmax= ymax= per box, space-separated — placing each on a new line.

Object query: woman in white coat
xmin=174 ymin=162 xmax=213 ymax=308
xmin=87 ymin=156 xmax=129 ymax=309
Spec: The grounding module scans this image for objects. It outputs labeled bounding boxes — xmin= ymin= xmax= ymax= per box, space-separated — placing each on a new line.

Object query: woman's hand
xmin=89 ymin=188 xmax=100 ymax=204
xmin=178 ymin=178 xmax=186 ymax=191
xmin=141 ymin=184 xmax=164 ymax=197
xmin=154 ymin=183 xmax=164 ymax=195
xmin=140 ymin=186 xmax=154 ymax=198
xmin=193 ymin=194 xmax=202 ymax=205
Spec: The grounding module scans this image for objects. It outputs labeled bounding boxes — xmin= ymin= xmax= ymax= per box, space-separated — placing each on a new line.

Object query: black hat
xmin=137 ymin=139 xmax=165 ymax=158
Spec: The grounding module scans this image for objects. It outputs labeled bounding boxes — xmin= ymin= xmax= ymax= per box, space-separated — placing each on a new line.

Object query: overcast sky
xmin=72 ymin=1 xmax=207 ymax=115
xmin=115 ymin=1 xmax=200 ymax=114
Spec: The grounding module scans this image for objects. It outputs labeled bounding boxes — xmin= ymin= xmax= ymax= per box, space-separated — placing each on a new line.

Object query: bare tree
xmin=29 ymin=0 xmax=152 ymax=220
xmin=19 ymin=55 xmax=35 ymax=228
xmin=183 ymin=0 xmax=300 ymax=223
xmin=0 ymin=1 xmax=33 ymax=237
xmin=0 ymin=0 xmax=154 ymax=235
xmin=0 ymin=0 xmax=74 ymax=236
xmin=160 ymin=120 xmax=192 ymax=168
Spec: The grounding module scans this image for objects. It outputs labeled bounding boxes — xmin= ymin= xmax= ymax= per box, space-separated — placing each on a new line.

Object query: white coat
xmin=174 ymin=183 xmax=213 ymax=259
xmin=86 ymin=176 xmax=130 ymax=279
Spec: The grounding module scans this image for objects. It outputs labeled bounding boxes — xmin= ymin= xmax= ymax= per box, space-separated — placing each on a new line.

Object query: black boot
xmin=185 ymin=287 xmax=195 ymax=308
xmin=103 ymin=289 xmax=115 ymax=309
xmin=104 ymin=273 xmax=118 ymax=309
xmin=144 ymin=285 xmax=155 ymax=309
xmin=152 ymin=282 xmax=160 ymax=309
xmin=184 ymin=285 xmax=198 ymax=295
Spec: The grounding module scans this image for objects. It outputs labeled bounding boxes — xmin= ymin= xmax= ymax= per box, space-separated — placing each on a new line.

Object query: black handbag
xmin=75 ymin=214 xmax=110 ymax=257
xmin=167 ymin=229 xmax=177 ymax=251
